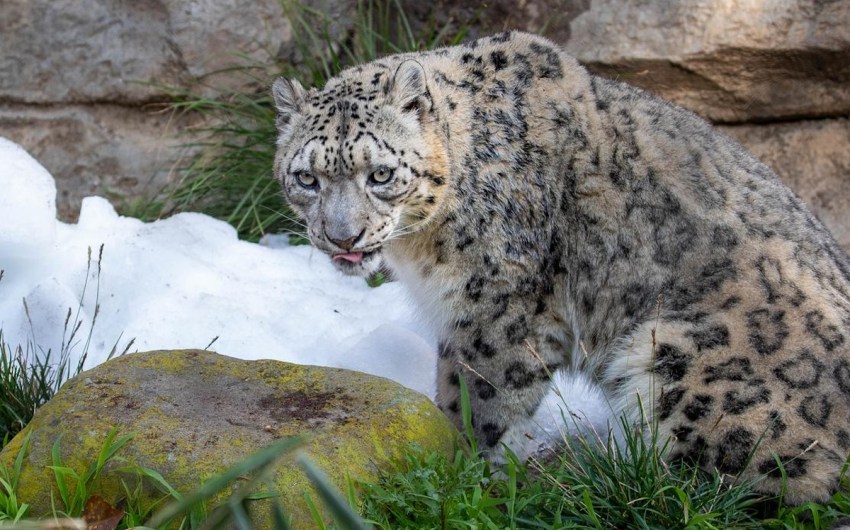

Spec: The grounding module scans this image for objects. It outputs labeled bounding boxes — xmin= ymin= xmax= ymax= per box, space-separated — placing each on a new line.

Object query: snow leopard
xmin=271 ymin=31 xmax=850 ymax=504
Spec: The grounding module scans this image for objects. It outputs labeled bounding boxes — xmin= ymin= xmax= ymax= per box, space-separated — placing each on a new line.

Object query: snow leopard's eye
xmin=295 ymin=171 xmax=318 ymax=189
xmin=368 ymin=166 xmax=394 ymax=185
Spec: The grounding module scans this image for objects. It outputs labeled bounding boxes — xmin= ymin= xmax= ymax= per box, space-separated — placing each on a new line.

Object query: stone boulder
xmin=0 ymin=350 xmax=456 ymax=529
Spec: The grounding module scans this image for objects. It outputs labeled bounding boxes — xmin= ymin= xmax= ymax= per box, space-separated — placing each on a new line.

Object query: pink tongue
xmin=333 ymin=252 xmax=364 ymax=263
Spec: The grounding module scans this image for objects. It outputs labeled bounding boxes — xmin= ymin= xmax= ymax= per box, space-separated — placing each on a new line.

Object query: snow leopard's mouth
xmin=332 ymin=252 xmax=366 ymax=264
xmin=329 ymin=247 xmax=383 ymax=275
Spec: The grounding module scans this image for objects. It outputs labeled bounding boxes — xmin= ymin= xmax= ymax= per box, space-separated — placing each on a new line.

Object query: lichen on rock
xmin=0 ymin=349 xmax=457 ymax=528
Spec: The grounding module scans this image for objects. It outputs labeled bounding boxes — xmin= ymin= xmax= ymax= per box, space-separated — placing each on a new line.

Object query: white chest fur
xmin=383 ymin=253 xmax=460 ymax=340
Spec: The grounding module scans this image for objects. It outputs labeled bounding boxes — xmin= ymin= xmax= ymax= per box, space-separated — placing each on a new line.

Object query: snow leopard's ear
xmin=386 ymin=60 xmax=431 ymax=119
xmin=272 ymin=77 xmax=306 ymax=129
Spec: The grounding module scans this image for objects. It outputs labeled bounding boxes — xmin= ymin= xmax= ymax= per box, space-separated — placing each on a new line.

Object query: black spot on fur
xmin=655 ymin=343 xmax=690 ymax=383
xmin=712 ymin=225 xmax=739 ymax=249
xmin=505 ymin=315 xmax=529 ymax=345
xmin=528 ymin=42 xmax=563 ymax=78
xmin=768 ymin=411 xmax=787 ymax=440
xmin=490 ymin=31 xmax=512 ymax=43
xmin=491 ymin=293 xmax=510 ymax=319
xmin=490 ymin=50 xmax=508 ymax=71
xmin=671 ymin=435 xmax=710 ymax=468
xmin=716 ymin=427 xmax=755 ymax=474
xmin=504 ymin=361 xmax=536 ymax=389
xmin=534 ymin=297 xmax=547 ymax=315
xmin=799 ymin=394 xmax=832 ymax=428
xmin=683 ymin=394 xmax=713 ymax=421
xmin=720 ymin=296 xmax=741 ymax=310
xmin=723 ymin=385 xmax=770 ymax=415
xmin=595 ymin=97 xmax=609 ymax=111
xmin=654 ymin=216 xmax=698 ymax=266
xmin=669 ymin=258 xmax=738 ymax=310
xmin=621 ymin=283 xmax=654 ymax=320
xmin=482 ymin=422 xmax=505 ymax=448
xmin=473 ymin=333 xmax=498 ymax=359
xmin=456 ymin=233 xmax=475 ymax=251
xmin=659 ymin=387 xmax=686 ymax=420
xmin=756 ymin=255 xmax=806 ymax=306
xmin=475 ymin=379 xmax=497 ymax=400
xmin=746 ymin=308 xmax=789 ymax=356
xmin=773 ymin=350 xmax=824 ymax=389
xmin=429 ymin=173 xmax=446 ymax=186
xmin=672 ymin=424 xmax=693 ymax=442
xmin=465 ymin=276 xmax=485 ymax=302
xmin=704 ymin=357 xmax=754 ymax=384
xmin=512 ymin=54 xmax=534 ymax=87
xmin=757 ymin=455 xmax=809 ymax=478
xmin=687 ymin=324 xmax=730 ymax=352
xmin=838 ymin=429 xmax=850 ymax=450
xmin=804 ymin=309 xmax=845 ymax=352
xmin=835 ymin=359 xmax=850 ymax=395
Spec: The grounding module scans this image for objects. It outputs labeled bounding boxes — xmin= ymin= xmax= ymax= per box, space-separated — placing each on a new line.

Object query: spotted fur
xmin=272 ymin=31 xmax=850 ymax=504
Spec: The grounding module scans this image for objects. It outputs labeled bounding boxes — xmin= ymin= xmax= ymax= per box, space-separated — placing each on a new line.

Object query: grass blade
xmin=298 ymin=455 xmax=371 ymax=530
xmin=146 ymin=436 xmax=302 ymax=528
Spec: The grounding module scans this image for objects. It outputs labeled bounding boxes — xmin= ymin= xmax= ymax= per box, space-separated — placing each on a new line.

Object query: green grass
xmin=361 ymin=382 xmax=759 ymax=530
xmin=0 ymin=335 xmax=68 ymax=444
xmin=47 ymin=428 xmax=135 ymax=518
xmin=360 ymin=441 xmax=850 ymax=530
xmin=125 ymin=0 xmax=470 ymax=242
xmin=2 ymin=409 xmax=848 ymax=529
xmin=1 ymin=247 xmax=131 ymax=446
xmin=356 ymin=384 xmax=850 ymax=530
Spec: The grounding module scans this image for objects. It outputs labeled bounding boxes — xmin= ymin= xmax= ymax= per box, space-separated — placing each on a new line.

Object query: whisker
xmin=388 ymin=217 xmax=431 ymax=239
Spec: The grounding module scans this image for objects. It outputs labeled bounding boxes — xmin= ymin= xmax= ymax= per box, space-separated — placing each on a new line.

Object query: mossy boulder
xmin=0 ymin=349 xmax=457 ymax=528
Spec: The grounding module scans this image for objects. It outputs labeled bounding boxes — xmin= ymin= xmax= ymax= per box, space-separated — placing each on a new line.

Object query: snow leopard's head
xmin=272 ymin=61 xmax=449 ymax=276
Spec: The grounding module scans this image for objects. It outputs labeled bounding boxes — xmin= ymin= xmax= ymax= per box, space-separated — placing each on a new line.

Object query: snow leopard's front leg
xmin=435 ymin=289 xmax=565 ymax=451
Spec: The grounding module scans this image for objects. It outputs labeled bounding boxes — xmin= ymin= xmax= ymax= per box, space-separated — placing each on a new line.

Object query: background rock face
xmin=0 ymin=350 xmax=456 ymax=529
xmin=0 ymin=0 xmax=291 ymax=220
xmin=565 ymin=0 xmax=850 ymax=122
xmin=0 ymin=104 xmax=200 ymax=218
xmin=0 ymin=0 xmax=847 ymax=250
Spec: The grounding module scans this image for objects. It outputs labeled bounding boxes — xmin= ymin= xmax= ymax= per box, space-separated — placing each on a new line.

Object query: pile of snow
xmin=0 ymin=136 xmax=613 ymax=456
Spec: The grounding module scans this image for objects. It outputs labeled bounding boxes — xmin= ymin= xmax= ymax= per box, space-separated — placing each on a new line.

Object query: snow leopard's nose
xmin=325 ymin=227 xmax=365 ymax=251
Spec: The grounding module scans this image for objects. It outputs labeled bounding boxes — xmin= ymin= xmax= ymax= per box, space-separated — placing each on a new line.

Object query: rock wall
xmin=0 ymin=0 xmax=293 ymax=219
xmin=1 ymin=0 xmax=848 ymax=250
